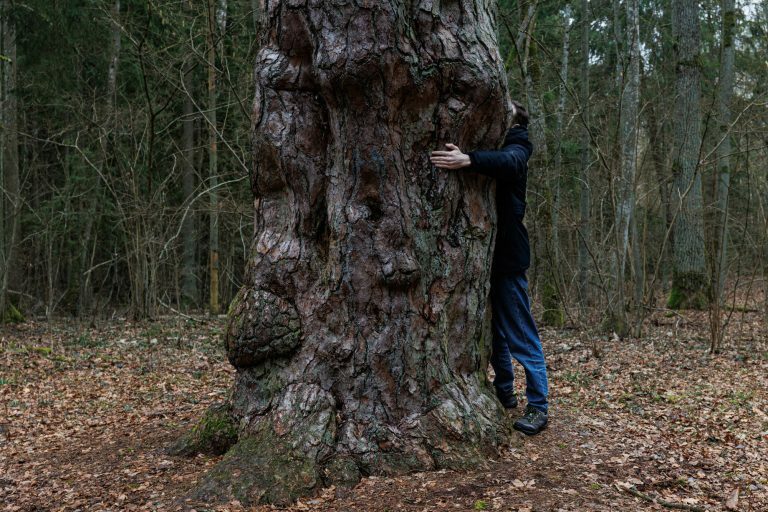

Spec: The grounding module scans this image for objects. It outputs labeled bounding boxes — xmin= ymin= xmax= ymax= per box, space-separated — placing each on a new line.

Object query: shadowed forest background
xmin=0 ymin=0 xmax=766 ymax=342
xmin=1 ymin=0 xmax=767 ymax=510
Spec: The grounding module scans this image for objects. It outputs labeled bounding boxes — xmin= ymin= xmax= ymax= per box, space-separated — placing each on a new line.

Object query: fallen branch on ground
xmin=616 ymin=484 xmax=706 ymax=512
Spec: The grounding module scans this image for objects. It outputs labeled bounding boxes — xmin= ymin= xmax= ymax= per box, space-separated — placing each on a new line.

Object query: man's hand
xmin=430 ymin=143 xmax=471 ymax=169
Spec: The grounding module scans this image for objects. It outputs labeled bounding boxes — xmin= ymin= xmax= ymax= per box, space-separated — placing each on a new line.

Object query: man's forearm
xmin=465 ymin=146 xmax=528 ymax=182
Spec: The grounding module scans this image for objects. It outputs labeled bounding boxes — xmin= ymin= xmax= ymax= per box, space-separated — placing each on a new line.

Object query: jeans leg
xmin=494 ymin=272 xmax=549 ymax=413
xmin=490 ymin=274 xmax=516 ymax=406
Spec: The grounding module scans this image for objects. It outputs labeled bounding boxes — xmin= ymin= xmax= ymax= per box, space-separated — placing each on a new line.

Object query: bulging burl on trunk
xmin=180 ymin=0 xmax=520 ymax=507
xmin=226 ymin=289 xmax=302 ymax=367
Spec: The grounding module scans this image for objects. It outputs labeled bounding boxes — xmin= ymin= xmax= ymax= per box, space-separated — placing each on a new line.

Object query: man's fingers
xmin=431 ymin=150 xmax=452 ymax=156
xmin=431 ymin=159 xmax=460 ymax=169
xmin=445 ymin=143 xmax=459 ymax=150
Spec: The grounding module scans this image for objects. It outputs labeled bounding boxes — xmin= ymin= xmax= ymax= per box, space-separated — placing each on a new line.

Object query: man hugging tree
xmin=429 ymin=100 xmax=549 ymax=436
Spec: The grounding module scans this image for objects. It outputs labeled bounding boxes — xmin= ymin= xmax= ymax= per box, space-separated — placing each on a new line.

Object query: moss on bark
xmin=667 ymin=271 xmax=708 ymax=310
xmin=186 ymin=426 xmax=322 ymax=507
xmin=166 ymin=402 xmax=238 ymax=457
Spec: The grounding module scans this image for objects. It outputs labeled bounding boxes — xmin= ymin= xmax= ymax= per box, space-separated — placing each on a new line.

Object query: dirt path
xmin=1 ymin=313 xmax=766 ymax=511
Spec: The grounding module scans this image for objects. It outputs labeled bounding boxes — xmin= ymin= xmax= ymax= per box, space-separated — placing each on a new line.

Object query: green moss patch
xmin=187 ymin=427 xmax=321 ymax=507
xmin=2 ymin=303 xmax=25 ymax=323
xmin=166 ymin=402 xmax=238 ymax=457
xmin=667 ymin=271 xmax=708 ymax=310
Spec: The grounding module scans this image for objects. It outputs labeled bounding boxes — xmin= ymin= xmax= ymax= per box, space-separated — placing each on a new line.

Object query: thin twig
xmin=616 ymin=484 xmax=706 ymax=512
xmin=158 ymin=299 xmax=208 ymax=324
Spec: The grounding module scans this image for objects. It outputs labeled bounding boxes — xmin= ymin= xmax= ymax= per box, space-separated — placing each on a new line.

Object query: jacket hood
xmin=503 ymin=126 xmax=534 ymax=155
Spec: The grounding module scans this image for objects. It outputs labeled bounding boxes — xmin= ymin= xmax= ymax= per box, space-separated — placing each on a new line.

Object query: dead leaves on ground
xmin=1 ymin=307 xmax=767 ymax=511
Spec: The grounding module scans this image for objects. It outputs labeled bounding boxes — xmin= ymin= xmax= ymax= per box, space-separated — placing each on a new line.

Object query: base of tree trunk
xmin=600 ymin=309 xmax=629 ymax=339
xmin=177 ymin=379 xmax=520 ymax=507
xmin=667 ymin=271 xmax=708 ymax=310
xmin=540 ymin=278 xmax=566 ymax=327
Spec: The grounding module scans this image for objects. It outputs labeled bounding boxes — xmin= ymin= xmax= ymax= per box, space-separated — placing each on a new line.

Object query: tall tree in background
xmin=76 ymin=0 xmax=122 ymax=319
xmin=181 ymin=0 xmax=199 ymax=308
xmin=546 ymin=3 xmax=571 ymax=327
xmin=708 ymin=0 xmax=735 ymax=352
xmin=669 ymin=0 xmax=707 ymax=309
xmin=608 ymin=0 xmax=640 ymax=335
xmin=206 ymin=0 xmax=227 ymax=315
xmin=180 ymin=0 xmax=517 ymax=506
xmin=577 ymin=0 xmax=591 ymax=315
xmin=0 ymin=0 xmax=21 ymax=322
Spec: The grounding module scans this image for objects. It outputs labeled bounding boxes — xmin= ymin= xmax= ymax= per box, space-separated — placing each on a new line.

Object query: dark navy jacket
xmin=466 ymin=126 xmax=533 ymax=275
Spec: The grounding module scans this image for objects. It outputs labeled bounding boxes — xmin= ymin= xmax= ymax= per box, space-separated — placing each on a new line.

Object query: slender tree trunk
xmin=577 ymin=0 xmax=591 ymax=315
xmin=630 ymin=202 xmax=644 ymax=335
xmin=0 ymin=0 xmax=20 ymax=321
xmin=543 ymin=3 xmax=571 ymax=327
xmin=179 ymin=1 xmax=518 ymax=506
xmin=647 ymin=90 xmax=673 ymax=289
xmin=78 ymin=0 xmax=121 ymax=319
xmin=553 ymin=7 xmax=571 ymax=265
xmin=0 ymin=1 xmax=6 ymax=319
xmin=206 ymin=0 xmax=225 ymax=315
xmin=607 ymin=0 xmax=640 ymax=337
xmin=181 ymin=1 xmax=198 ymax=309
xmin=181 ymin=78 xmax=198 ymax=308
xmin=519 ymin=8 xmax=559 ymax=323
xmin=708 ymin=0 xmax=735 ymax=353
xmin=763 ymin=174 xmax=768 ymax=326
xmin=612 ymin=0 xmax=622 ymax=89
xmin=668 ymin=0 xmax=707 ymax=309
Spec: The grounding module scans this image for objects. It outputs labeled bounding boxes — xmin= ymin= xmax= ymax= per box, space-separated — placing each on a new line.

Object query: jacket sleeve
xmin=465 ymin=143 xmax=530 ymax=183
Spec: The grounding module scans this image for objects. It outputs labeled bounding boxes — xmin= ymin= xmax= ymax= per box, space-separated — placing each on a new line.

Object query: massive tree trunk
xmin=668 ymin=0 xmax=707 ymax=309
xmin=181 ymin=0 xmax=517 ymax=506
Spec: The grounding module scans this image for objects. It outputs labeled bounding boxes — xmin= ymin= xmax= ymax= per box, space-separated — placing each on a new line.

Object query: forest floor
xmin=1 ymin=304 xmax=767 ymax=512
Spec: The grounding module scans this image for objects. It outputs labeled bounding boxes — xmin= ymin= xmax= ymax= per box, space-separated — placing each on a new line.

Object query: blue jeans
xmin=489 ymin=271 xmax=549 ymax=413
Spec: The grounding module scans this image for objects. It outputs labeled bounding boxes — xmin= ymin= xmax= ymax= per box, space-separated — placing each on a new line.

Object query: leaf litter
xmin=0 ymin=304 xmax=766 ymax=511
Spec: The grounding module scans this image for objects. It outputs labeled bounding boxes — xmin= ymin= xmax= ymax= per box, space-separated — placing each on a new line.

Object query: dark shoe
xmin=497 ymin=392 xmax=518 ymax=409
xmin=513 ymin=405 xmax=548 ymax=435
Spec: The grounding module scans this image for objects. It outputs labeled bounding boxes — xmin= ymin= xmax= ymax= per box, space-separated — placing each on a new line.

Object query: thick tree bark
xmin=182 ymin=0 xmax=518 ymax=506
xmin=668 ymin=0 xmax=707 ymax=309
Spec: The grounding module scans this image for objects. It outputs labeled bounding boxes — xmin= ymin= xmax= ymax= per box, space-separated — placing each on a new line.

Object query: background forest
xmin=1 ymin=0 xmax=766 ymax=351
